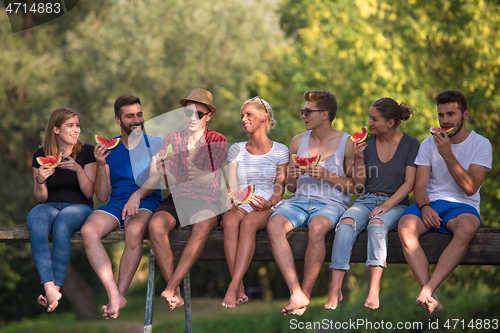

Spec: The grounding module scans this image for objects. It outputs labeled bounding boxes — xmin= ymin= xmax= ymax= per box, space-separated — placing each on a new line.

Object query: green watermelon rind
xmin=95 ymin=135 xmax=121 ymax=150
xmin=36 ymin=153 xmax=63 ymax=169
xmin=430 ymin=126 xmax=454 ymax=136
xmin=292 ymin=154 xmax=321 ymax=170
xmin=229 ymin=184 xmax=255 ymax=205
xmin=156 ymin=144 xmax=173 ymax=162
xmin=350 ymin=125 xmax=370 ymax=143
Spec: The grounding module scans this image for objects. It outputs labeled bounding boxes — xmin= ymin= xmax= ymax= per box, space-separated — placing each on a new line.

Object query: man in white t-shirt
xmin=398 ymin=90 xmax=492 ymax=315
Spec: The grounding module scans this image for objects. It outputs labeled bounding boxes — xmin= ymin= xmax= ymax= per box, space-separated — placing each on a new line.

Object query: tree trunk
xmin=61 ymin=263 xmax=100 ymax=320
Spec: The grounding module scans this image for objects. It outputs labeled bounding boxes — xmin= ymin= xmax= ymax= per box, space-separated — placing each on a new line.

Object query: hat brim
xmin=179 ymin=98 xmax=217 ymax=114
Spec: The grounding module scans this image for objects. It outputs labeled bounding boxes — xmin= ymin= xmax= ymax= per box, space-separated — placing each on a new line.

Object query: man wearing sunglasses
xmin=267 ymin=90 xmax=356 ymax=316
xmin=147 ymin=88 xmax=227 ymax=311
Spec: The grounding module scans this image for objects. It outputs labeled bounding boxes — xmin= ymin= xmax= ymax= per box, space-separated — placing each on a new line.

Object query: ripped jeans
xmin=329 ymin=193 xmax=407 ymax=270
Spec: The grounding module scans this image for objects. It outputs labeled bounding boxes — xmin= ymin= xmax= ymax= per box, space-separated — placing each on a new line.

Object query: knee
xmin=191 ymin=219 xmax=216 ymax=238
xmin=340 ymin=218 xmax=355 ymax=225
xmin=368 ymin=218 xmax=384 ymax=226
xmin=308 ymin=222 xmax=330 ymax=242
xmin=453 ymin=225 xmax=477 ymax=244
xmin=266 ymin=216 xmax=286 ymax=238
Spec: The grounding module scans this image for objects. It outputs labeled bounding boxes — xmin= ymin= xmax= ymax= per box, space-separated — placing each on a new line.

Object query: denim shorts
xmin=97 ymin=197 xmax=161 ymax=229
xmin=340 ymin=193 xmax=407 ymax=231
xmin=271 ymin=198 xmax=344 ymax=230
xmin=400 ymin=199 xmax=481 ymax=234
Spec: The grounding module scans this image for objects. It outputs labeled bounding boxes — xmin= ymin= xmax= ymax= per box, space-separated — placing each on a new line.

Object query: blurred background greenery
xmin=0 ymin=0 xmax=499 ymax=332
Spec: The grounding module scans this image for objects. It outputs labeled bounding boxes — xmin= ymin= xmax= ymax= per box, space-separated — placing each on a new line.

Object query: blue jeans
xmin=27 ymin=202 xmax=93 ymax=286
xmin=271 ymin=198 xmax=344 ymax=230
xmin=330 ymin=193 xmax=407 ymax=270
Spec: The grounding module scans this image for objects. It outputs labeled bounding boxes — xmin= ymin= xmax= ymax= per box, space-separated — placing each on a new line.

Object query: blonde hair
xmin=42 ymin=107 xmax=82 ymax=158
xmin=241 ymin=97 xmax=276 ymax=133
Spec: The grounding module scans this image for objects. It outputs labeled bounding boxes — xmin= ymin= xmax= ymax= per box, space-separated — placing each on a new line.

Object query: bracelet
xmin=419 ymin=203 xmax=430 ymax=211
xmin=36 ymin=176 xmax=45 ymax=184
xmin=269 ymin=199 xmax=274 ymax=207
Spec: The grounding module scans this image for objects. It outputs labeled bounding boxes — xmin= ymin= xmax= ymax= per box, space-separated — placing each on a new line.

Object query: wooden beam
xmin=1 ymin=227 xmax=499 ymax=265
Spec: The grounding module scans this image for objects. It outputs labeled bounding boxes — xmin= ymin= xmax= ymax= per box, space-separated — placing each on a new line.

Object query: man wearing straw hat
xmin=148 ymin=88 xmax=227 ymax=310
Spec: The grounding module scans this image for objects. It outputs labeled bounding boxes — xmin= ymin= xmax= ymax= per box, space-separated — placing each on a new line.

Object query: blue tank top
xmin=293 ymin=131 xmax=351 ymax=210
xmin=106 ymin=134 xmax=163 ymax=203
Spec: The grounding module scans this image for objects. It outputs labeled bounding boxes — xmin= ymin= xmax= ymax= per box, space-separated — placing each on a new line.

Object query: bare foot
xmin=45 ymin=289 xmax=62 ymax=312
xmin=416 ymin=286 xmax=434 ymax=314
xmin=281 ymin=291 xmax=310 ymax=316
xmin=37 ymin=295 xmax=48 ymax=308
xmin=102 ymin=295 xmax=127 ymax=319
xmin=324 ymin=288 xmax=343 ymax=310
xmin=236 ymin=295 xmax=249 ymax=306
xmin=222 ymin=285 xmax=238 ymax=308
xmin=236 ymin=284 xmax=248 ymax=306
xmin=161 ymin=288 xmax=184 ymax=311
xmin=364 ymin=289 xmax=380 ymax=310
xmin=425 ymin=295 xmax=443 ymax=314
xmin=291 ymin=306 xmax=308 ymax=316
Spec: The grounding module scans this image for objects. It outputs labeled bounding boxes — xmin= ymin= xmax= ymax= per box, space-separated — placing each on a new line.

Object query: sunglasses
xmin=300 ymin=109 xmax=326 ymax=116
xmin=251 ymin=96 xmax=269 ymax=114
xmin=183 ymin=107 xmax=210 ymax=119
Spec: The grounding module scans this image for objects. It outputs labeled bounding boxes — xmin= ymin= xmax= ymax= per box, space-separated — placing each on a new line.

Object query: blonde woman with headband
xmin=221 ymin=97 xmax=289 ymax=308
xmin=27 ymin=107 xmax=96 ymax=312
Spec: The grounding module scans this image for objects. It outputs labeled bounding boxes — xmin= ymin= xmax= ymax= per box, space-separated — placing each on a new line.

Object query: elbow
xmin=465 ymin=187 xmax=479 ymax=197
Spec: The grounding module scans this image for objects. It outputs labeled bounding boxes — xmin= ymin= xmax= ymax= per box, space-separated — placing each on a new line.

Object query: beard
xmin=447 ymin=115 xmax=464 ymax=138
xmin=121 ymin=122 xmax=144 ymax=136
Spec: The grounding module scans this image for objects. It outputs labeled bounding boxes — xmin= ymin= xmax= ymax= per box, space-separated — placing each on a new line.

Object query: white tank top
xmin=292 ymin=131 xmax=351 ymax=210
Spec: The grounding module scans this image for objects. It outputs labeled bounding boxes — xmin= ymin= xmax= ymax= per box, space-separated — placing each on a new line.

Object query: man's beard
xmin=447 ymin=115 xmax=464 ymax=138
xmin=122 ymin=123 xmax=144 ymax=136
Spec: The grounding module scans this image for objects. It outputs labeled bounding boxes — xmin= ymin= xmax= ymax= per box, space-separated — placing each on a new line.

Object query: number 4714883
xmin=5 ymin=2 xmax=61 ymax=14
xmin=444 ymin=319 xmax=498 ymax=330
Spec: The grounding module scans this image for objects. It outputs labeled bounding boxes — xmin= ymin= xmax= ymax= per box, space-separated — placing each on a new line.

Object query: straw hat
xmin=179 ymin=88 xmax=217 ymax=114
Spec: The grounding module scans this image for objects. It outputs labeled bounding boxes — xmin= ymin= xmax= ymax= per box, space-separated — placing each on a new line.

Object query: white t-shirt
xmin=227 ymin=141 xmax=289 ymax=212
xmin=414 ymin=130 xmax=492 ymax=213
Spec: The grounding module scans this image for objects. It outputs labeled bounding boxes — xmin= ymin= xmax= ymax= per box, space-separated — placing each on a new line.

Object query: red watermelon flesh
xmin=229 ymin=185 xmax=255 ymax=205
xmin=430 ymin=125 xmax=454 ymax=136
xmin=292 ymin=154 xmax=321 ymax=170
xmin=36 ymin=153 xmax=63 ymax=168
xmin=350 ymin=125 xmax=370 ymax=143
xmin=95 ymin=135 xmax=121 ymax=150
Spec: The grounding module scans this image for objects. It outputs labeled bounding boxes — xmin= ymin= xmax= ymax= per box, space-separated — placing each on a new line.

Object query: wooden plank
xmin=1 ymin=227 xmax=500 ymax=265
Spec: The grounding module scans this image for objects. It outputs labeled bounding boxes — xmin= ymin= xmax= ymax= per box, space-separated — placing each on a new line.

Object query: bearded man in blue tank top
xmin=81 ymin=95 xmax=163 ymax=319
xmin=267 ymin=90 xmax=357 ymax=316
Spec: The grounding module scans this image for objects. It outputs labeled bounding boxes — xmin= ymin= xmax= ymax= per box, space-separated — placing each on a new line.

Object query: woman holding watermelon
xmin=325 ymin=98 xmax=420 ymax=311
xmin=27 ymin=107 xmax=96 ymax=312
xmin=221 ymin=97 xmax=289 ymax=308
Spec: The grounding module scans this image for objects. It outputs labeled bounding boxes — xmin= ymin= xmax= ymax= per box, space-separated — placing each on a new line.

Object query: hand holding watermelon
xmin=57 ymin=154 xmax=81 ymax=172
xmin=248 ymin=195 xmax=271 ymax=211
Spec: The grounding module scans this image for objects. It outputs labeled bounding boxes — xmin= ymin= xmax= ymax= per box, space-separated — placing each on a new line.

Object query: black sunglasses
xmin=183 ymin=107 xmax=210 ymax=119
xmin=251 ymin=96 xmax=269 ymax=114
xmin=300 ymin=109 xmax=326 ymax=116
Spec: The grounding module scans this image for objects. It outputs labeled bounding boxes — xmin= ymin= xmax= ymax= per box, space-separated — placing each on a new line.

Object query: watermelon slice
xmin=229 ymin=185 xmax=255 ymax=205
xmin=292 ymin=154 xmax=321 ymax=170
xmin=95 ymin=135 xmax=121 ymax=150
xmin=156 ymin=144 xmax=173 ymax=161
xmin=350 ymin=125 xmax=370 ymax=143
xmin=36 ymin=153 xmax=63 ymax=169
xmin=430 ymin=125 xmax=454 ymax=136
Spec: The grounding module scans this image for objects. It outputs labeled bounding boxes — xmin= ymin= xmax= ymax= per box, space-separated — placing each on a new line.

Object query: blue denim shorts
xmin=97 ymin=197 xmax=161 ymax=229
xmin=271 ymin=198 xmax=344 ymax=230
xmin=400 ymin=200 xmax=481 ymax=234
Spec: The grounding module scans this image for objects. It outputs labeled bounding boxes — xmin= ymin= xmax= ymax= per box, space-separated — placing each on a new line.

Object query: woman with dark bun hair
xmin=27 ymin=107 xmax=96 ymax=312
xmin=325 ymin=98 xmax=420 ymax=311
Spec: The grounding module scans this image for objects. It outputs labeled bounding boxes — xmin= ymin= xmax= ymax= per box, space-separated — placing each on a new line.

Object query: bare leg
xmin=162 ymin=211 xmax=218 ymax=310
xmin=221 ymin=209 xmax=245 ymax=308
xmin=288 ymin=216 xmax=333 ymax=315
xmin=267 ymin=215 xmax=309 ymax=315
xmin=324 ymin=269 xmax=344 ymax=310
xmin=417 ymin=214 xmax=479 ymax=314
xmin=148 ymin=211 xmax=181 ymax=310
xmin=398 ymin=214 xmax=441 ymax=314
xmin=81 ymin=212 xmax=126 ymax=319
xmin=222 ymin=210 xmax=270 ymax=308
xmin=365 ymin=266 xmax=383 ymax=309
